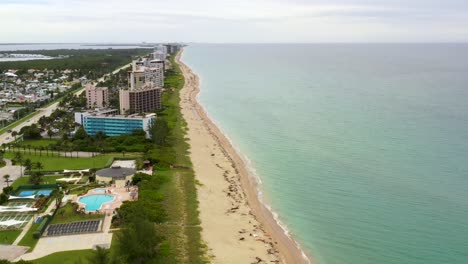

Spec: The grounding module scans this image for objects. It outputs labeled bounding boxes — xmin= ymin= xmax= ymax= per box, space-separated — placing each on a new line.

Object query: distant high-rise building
xmin=165 ymin=43 xmax=181 ymax=55
xmin=152 ymin=51 xmax=166 ymax=61
xmin=152 ymin=44 xmax=168 ymax=61
xmin=85 ymin=83 xmax=108 ymax=109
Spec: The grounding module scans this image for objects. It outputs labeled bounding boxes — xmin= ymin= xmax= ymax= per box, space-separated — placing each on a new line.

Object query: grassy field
xmin=0 ymin=229 xmax=22 ymax=244
xmin=4 ymin=152 xmax=140 ymax=171
xmin=18 ymin=139 xmax=58 ymax=148
xmin=18 ymin=222 xmax=40 ymax=251
xmin=51 ymin=203 xmax=103 ymax=224
xmin=32 ymin=249 xmax=94 ymax=264
xmin=11 ymin=176 xmax=63 ymax=189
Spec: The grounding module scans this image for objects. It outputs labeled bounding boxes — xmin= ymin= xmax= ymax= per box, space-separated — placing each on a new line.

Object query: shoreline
xmin=177 ymin=49 xmax=310 ymax=264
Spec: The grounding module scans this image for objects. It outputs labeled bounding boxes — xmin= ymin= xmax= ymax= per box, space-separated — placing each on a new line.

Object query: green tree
xmin=74 ymin=126 xmax=88 ymax=140
xmin=24 ymin=159 xmax=33 ymax=172
xmin=28 ymin=171 xmax=43 ymax=185
xmin=87 ymin=246 xmax=110 ymax=264
xmin=3 ymin=174 xmax=10 ymax=187
xmin=11 ymin=130 xmax=18 ymax=140
xmin=115 ymin=219 xmax=161 ymax=264
xmin=54 ymin=190 xmax=64 ymax=209
xmin=47 ymin=129 xmax=54 ymax=139
xmin=34 ymin=162 xmax=44 ymax=172
xmin=150 ymin=118 xmax=169 ymax=145
xmin=14 ymin=152 xmax=23 ymax=176
xmin=0 ymin=259 xmax=33 ymax=264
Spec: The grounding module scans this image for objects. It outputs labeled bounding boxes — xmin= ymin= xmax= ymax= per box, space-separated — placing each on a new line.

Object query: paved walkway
xmin=0 ymin=245 xmax=29 ymax=261
xmin=4 ymin=149 xmax=97 ymax=158
xmin=17 ymin=232 xmax=113 ymax=261
xmin=12 ymin=218 xmax=34 ymax=246
xmin=0 ymin=159 xmax=24 ymax=192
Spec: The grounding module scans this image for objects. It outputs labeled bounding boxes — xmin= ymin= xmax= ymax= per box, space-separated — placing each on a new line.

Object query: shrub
xmin=32 ymin=231 xmax=41 ymax=239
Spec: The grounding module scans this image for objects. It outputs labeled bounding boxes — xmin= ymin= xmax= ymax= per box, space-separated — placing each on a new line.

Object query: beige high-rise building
xmin=85 ymin=83 xmax=108 ymax=109
xmin=119 ymin=83 xmax=162 ymax=114
xmin=120 ymin=58 xmax=164 ymax=114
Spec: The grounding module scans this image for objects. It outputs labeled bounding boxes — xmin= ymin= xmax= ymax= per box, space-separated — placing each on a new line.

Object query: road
xmin=0 ymin=88 xmax=85 ymax=145
xmin=97 ymin=63 xmax=131 ymax=82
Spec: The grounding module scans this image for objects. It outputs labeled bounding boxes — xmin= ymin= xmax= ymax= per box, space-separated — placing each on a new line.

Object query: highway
xmin=0 ymin=88 xmax=85 ymax=145
xmin=0 ymin=62 xmax=132 ymax=146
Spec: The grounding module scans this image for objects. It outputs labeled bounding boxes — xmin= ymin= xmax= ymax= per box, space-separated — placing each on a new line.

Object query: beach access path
xmin=177 ymin=50 xmax=310 ymax=264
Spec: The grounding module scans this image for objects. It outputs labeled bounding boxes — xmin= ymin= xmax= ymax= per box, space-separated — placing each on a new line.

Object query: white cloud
xmin=0 ymin=0 xmax=467 ymax=42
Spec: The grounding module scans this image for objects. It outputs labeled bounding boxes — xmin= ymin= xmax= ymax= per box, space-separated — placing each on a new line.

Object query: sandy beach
xmin=177 ymin=50 xmax=310 ymax=264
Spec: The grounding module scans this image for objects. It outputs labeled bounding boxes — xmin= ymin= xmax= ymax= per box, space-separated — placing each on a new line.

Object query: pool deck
xmin=16 ymin=187 xmax=135 ymax=261
xmin=74 ymin=186 xmax=138 ymax=214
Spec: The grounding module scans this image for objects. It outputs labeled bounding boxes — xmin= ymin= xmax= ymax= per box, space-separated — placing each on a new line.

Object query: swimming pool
xmin=18 ymin=190 xmax=35 ymax=197
xmin=18 ymin=189 xmax=54 ymax=197
xmin=36 ymin=190 xmax=53 ymax=196
xmin=78 ymin=194 xmax=115 ymax=211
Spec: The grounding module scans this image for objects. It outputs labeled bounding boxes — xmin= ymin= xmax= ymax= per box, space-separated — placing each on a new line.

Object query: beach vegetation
xmin=110 ymin=51 xmax=207 ymax=263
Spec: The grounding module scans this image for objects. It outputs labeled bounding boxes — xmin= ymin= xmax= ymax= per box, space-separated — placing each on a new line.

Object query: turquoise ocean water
xmin=182 ymin=44 xmax=468 ymax=264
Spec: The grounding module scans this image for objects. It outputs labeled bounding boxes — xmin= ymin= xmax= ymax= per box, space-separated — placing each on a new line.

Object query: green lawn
xmin=18 ymin=222 xmax=40 ymax=251
xmin=11 ymin=176 xmax=63 ymax=189
xmin=0 ymin=229 xmax=22 ymax=244
xmin=50 ymin=203 xmax=103 ymax=224
xmin=18 ymin=139 xmax=58 ymax=148
xmin=32 ymin=249 xmax=94 ymax=264
xmin=4 ymin=152 xmax=138 ymax=171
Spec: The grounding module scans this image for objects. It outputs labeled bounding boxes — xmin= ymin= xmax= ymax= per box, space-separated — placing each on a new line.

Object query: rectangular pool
xmin=18 ymin=190 xmax=35 ymax=197
xmin=36 ymin=190 xmax=53 ymax=196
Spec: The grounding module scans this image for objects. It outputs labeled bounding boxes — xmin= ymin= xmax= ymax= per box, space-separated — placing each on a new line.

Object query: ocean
xmin=182 ymin=44 xmax=468 ymax=264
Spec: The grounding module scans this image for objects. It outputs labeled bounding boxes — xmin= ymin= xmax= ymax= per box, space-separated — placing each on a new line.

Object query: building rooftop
xmin=96 ymin=166 xmax=136 ymax=178
xmin=76 ymin=109 xmax=156 ymax=120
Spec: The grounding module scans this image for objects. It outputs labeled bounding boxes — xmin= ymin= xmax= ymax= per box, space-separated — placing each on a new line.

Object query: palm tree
xmin=54 ymin=191 xmax=64 ymax=209
xmin=11 ymin=131 xmax=17 ymax=141
xmin=87 ymin=246 xmax=110 ymax=264
xmin=3 ymin=174 xmax=10 ymax=187
xmin=39 ymin=146 xmax=43 ymax=156
xmin=27 ymin=144 xmax=32 ymax=155
xmin=24 ymin=159 xmax=33 ymax=173
xmin=34 ymin=162 xmax=44 ymax=172
xmin=14 ymin=152 xmax=23 ymax=177
xmin=47 ymin=129 xmax=53 ymax=139
xmin=29 ymin=171 xmax=43 ymax=185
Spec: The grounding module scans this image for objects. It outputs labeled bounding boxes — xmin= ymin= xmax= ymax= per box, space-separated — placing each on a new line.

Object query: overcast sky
xmin=1 ymin=0 xmax=467 ymax=43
